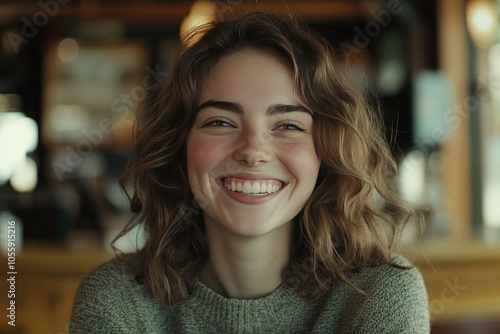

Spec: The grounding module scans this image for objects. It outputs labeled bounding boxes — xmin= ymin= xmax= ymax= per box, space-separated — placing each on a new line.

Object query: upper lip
xmin=217 ymin=172 xmax=287 ymax=183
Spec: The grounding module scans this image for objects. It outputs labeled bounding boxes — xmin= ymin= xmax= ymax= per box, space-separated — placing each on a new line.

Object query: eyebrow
xmin=196 ymin=100 xmax=312 ymax=116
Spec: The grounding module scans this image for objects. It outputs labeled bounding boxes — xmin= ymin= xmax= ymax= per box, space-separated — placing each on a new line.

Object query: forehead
xmin=198 ymin=48 xmax=297 ymax=107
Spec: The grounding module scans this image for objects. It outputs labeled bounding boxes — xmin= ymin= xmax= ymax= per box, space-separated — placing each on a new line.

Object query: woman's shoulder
xmin=72 ymin=252 xmax=151 ymax=308
xmin=354 ymin=253 xmax=425 ymax=286
xmin=70 ymin=253 xmax=167 ymax=333
xmin=322 ymin=254 xmax=430 ymax=333
xmin=80 ymin=252 xmax=143 ymax=287
xmin=354 ymin=253 xmax=429 ymax=332
xmin=345 ymin=253 xmax=428 ymax=305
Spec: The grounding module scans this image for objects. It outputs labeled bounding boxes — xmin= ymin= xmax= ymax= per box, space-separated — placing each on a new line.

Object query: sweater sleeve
xmin=341 ymin=257 xmax=430 ymax=334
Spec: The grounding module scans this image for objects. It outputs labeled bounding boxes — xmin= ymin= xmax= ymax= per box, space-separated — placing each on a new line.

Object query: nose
xmin=233 ymin=129 xmax=273 ymax=166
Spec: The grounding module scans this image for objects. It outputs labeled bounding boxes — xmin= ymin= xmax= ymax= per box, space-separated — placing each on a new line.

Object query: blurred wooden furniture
xmin=404 ymin=240 xmax=500 ymax=327
xmin=0 ymin=245 xmax=113 ymax=334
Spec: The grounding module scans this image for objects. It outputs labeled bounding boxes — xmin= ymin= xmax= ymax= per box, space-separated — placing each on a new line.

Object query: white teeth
xmin=242 ymin=182 xmax=252 ymax=194
xmin=222 ymin=179 xmax=283 ymax=195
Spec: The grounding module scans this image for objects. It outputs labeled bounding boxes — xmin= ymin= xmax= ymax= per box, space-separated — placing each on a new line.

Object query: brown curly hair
xmin=117 ymin=11 xmax=420 ymax=306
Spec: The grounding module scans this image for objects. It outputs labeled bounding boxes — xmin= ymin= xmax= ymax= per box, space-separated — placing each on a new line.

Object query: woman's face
xmin=186 ymin=48 xmax=320 ymax=237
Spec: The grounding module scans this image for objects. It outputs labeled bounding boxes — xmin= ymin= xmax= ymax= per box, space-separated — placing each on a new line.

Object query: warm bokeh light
xmin=466 ymin=0 xmax=499 ymax=48
xmin=180 ymin=1 xmax=216 ymax=46
xmin=57 ymin=38 xmax=79 ymax=62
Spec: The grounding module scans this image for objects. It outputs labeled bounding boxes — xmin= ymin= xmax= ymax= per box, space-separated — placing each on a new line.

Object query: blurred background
xmin=0 ymin=0 xmax=499 ymax=333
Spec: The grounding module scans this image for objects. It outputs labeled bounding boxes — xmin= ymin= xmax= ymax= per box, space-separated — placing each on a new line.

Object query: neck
xmin=200 ymin=219 xmax=293 ymax=299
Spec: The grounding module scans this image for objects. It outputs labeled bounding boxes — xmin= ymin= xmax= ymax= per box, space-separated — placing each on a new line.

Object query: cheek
xmin=279 ymin=141 xmax=320 ymax=182
xmin=187 ymin=137 xmax=218 ymax=202
xmin=187 ymin=136 xmax=228 ymax=176
xmin=187 ymin=137 xmax=207 ymax=177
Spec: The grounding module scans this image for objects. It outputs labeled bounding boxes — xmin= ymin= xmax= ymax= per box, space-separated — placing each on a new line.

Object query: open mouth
xmin=220 ymin=177 xmax=285 ymax=196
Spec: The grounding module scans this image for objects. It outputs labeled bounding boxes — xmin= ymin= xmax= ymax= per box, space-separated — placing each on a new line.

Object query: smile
xmin=221 ymin=177 xmax=284 ymax=196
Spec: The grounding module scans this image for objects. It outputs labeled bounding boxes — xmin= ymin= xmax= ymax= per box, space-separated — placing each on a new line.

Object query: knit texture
xmin=70 ymin=254 xmax=430 ymax=333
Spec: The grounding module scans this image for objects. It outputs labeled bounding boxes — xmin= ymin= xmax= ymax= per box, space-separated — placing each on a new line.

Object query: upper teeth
xmin=222 ymin=178 xmax=283 ymax=195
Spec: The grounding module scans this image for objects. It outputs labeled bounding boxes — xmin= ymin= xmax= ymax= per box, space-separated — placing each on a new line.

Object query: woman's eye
xmin=277 ymin=123 xmax=304 ymax=131
xmin=203 ymin=119 xmax=232 ymax=127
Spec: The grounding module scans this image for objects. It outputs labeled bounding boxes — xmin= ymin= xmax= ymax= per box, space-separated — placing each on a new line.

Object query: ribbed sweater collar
xmin=183 ymin=280 xmax=313 ymax=333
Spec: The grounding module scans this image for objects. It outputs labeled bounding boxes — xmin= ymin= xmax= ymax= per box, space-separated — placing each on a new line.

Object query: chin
xmin=206 ymin=211 xmax=295 ymax=239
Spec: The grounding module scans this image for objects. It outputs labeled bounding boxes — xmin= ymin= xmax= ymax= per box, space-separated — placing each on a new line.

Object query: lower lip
xmin=218 ymin=181 xmax=285 ymax=205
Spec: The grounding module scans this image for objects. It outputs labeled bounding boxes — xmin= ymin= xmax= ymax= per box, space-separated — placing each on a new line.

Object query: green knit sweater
xmin=70 ymin=254 xmax=429 ymax=333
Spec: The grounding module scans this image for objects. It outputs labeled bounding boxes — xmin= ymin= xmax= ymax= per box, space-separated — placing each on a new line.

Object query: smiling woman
xmin=187 ymin=49 xmax=320 ymax=240
xmin=70 ymin=11 xmax=430 ymax=333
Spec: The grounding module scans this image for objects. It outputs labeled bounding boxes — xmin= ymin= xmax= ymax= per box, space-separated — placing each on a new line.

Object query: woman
xmin=70 ymin=12 xmax=429 ymax=333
